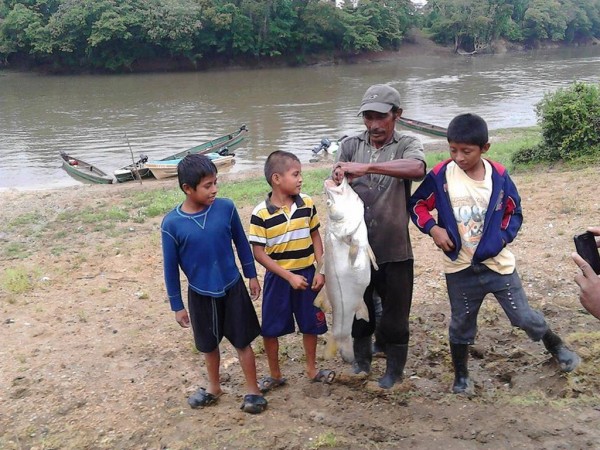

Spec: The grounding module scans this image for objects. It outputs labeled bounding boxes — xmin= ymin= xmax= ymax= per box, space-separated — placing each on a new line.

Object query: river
xmin=1 ymin=45 xmax=600 ymax=190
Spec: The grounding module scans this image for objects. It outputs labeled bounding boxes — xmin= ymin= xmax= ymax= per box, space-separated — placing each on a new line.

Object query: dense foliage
xmin=512 ymin=82 xmax=600 ymax=164
xmin=0 ymin=0 xmax=417 ymax=71
xmin=422 ymin=0 xmax=600 ymax=52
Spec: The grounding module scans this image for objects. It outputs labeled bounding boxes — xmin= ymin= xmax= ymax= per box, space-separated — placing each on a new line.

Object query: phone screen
xmin=574 ymin=232 xmax=600 ymax=275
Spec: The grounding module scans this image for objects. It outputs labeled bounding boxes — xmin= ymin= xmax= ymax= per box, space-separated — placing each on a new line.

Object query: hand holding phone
xmin=574 ymin=232 xmax=600 ymax=275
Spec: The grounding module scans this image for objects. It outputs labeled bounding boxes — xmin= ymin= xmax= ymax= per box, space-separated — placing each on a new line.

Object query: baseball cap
xmin=357 ymin=84 xmax=401 ymax=115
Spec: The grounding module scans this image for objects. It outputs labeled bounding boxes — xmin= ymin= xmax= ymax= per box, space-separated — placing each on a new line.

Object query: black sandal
xmin=187 ymin=388 xmax=222 ymax=408
xmin=240 ymin=394 xmax=268 ymax=414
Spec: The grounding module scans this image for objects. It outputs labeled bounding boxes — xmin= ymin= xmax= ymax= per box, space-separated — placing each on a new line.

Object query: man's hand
xmin=248 ymin=277 xmax=261 ymax=300
xmin=430 ymin=225 xmax=455 ymax=252
xmin=175 ymin=309 xmax=190 ymax=328
xmin=333 ymin=162 xmax=369 ymax=183
xmin=572 ymin=252 xmax=600 ymax=320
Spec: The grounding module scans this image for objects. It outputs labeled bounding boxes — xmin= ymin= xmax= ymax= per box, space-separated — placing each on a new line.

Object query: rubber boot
xmin=378 ymin=344 xmax=408 ymax=389
xmin=352 ymin=336 xmax=372 ymax=374
xmin=541 ymin=329 xmax=581 ymax=373
xmin=450 ymin=343 xmax=470 ymax=394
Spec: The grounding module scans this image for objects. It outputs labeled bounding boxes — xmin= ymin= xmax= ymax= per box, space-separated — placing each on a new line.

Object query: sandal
xmin=187 ymin=388 xmax=222 ymax=409
xmin=258 ymin=376 xmax=287 ymax=393
xmin=240 ymin=394 xmax=268 ymax=414
xmin=311 ymin=369 xmax=336 ymax=384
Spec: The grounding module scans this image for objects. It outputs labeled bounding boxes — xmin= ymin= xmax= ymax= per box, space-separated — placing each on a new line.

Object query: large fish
xmin=321 ymin=177 xmax=378 ymax=363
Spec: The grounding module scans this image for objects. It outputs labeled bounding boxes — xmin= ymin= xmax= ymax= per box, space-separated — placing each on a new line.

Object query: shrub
xmin=512 ymin=82 xmax=600 ymax=164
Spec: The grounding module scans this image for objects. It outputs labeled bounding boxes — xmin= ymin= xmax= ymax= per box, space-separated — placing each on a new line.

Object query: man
xmin=332 ymin=84 xmax=426 ymax=388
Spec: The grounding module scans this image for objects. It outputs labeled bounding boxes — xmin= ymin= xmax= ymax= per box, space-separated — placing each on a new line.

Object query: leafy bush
xmin=512 ymin=82 xmax=600 ymax=164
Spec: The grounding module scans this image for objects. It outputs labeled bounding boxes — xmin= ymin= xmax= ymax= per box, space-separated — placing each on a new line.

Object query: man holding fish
xmin=328 ymin=84 xmax=426 ymax=389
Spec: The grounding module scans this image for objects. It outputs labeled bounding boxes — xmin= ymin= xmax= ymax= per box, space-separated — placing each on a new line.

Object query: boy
xmin=249 ymin=150 xmax=335 ymax=392
xmin=161 ymin=154 xmax=267 ymax=414
xmin=409 ymin=113 xmax=580 ymax=394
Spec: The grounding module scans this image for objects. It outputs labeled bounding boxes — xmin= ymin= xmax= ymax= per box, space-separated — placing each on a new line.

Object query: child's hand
xmin=288 ymin=273 xmax=309 ymax=290
xmin=430 ymin=225 xmax=455 ymax=252
xmin=249 ymin=277 xmax=261 ymax=300
xmin=311 ymin=273 xmax=325 ymax=292
xmin=175 ymin=309 xmax=190 ymax=328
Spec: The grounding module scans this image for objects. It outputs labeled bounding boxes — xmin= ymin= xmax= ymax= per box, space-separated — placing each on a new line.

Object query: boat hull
xmin=60 ymin=152 xmax=114 ymax=184
xmin=397 ymin=117 xmax=447 ymax=138
xmin=146 ymin=155 xmax=235 ymax=180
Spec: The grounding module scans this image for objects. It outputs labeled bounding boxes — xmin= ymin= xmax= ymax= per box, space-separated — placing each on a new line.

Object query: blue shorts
xmin=261 ymin=266 xmax=327 ymax=337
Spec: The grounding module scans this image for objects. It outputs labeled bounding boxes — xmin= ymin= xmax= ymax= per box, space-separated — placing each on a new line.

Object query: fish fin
xmin=323 ymin=334 xmax=338 ymax=360
xmin=313 ymin=291 xmax=332 ymax=313
xmin=356 ymin=300 xmax=370 ymax=322
xmin=367 ymin=244 xmax=379 ymax=271
xmin=348 ymin=244 xmax=359 ymax=265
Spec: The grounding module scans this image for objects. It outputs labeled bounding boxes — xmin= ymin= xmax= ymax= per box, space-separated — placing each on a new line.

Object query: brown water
xmin=1 ymin=46 xmax=600 ymax=190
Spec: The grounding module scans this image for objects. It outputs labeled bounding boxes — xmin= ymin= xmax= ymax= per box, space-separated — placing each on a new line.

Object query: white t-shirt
xmin=443 ymin=160 xmax=515 ymax=274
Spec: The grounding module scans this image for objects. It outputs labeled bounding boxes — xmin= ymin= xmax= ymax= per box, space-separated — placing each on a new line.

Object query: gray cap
xmin=358 ymin=84 xmax=401 ymax=115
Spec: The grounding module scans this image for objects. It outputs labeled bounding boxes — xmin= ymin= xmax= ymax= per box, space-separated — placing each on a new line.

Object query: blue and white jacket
xmin=409 ymin=159 xmax=522 ymax=263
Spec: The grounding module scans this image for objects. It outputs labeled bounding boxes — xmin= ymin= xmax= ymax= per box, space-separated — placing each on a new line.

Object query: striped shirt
xmin=249 ymin=193 xmax=320 ymax=271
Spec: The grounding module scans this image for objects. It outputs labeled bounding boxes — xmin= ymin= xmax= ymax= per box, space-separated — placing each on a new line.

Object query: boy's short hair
xmin=264 ymin=151 xmax=300 ymax=186
xmin=447 ymin=113 xmax=489 ymax=148
xmin=177 ymin=154 xmax=217 ymax=191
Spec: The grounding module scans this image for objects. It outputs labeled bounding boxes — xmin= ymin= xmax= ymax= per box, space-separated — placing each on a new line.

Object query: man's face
xmin=362 ymin=109 xmax=399 ymax=149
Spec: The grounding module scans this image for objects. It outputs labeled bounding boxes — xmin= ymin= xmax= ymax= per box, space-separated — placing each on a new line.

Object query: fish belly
xmin=324 ymin=233 xmax=371 ymax=363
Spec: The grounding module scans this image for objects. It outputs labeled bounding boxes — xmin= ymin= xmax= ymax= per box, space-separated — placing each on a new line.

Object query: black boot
xmin=378 ymin=344 xmax=408 ymax=389
xmin=541 ymin=329 xmax=580 ymax=373
xmin=450 ymin=343 xmax=470 ymax=394
xmin=352 ymin=336 xmax=372 ymax=374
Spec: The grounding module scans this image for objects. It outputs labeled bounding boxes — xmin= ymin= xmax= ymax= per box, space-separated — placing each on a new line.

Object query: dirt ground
xmin=1 ymin=152 xmax=600 ymax=450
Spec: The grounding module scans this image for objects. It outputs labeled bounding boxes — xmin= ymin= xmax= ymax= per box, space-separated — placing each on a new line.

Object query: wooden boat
xmin=160 ymin=124 xmax=247 ymax=161
xmin=114 ymin=124 xmax=248 ymax=183
xmin=145 ymin=153 xmax=235 ymax=180
xmin=59 ymin=151 xmax=114 ymax=184
xmin=113 ymin=154 xmax=151 ymax=183
xmin=397 ymin=117 xmax=447 ymax=137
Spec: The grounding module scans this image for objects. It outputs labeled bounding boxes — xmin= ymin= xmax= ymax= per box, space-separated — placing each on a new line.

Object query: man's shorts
xmin=188 ymin=276 xmax=261 ymax=353
xmin=261 ymin=266 xmax=327 ymax=337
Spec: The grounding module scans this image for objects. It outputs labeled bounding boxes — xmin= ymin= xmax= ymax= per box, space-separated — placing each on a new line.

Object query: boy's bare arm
xmin=252 ymin=244 xmax=309 ymax=290
xmin=429 ymin=225 xmax=455 ymax=252
xmin=310 ymin=229 xmax=325 ymax=291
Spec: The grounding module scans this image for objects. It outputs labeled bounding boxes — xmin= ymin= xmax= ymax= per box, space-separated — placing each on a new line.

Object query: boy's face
xmin=449 ymin=141 xmax=490 ymax=174
xmin=183 ymin=174 xmax=218 ymax=207
xmin=273 ymin=161 xmax=302 ymax=196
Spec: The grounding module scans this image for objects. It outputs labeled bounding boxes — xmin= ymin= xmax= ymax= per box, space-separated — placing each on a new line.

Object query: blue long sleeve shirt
xmin=161 ymin=198 xmax=258 ymax=312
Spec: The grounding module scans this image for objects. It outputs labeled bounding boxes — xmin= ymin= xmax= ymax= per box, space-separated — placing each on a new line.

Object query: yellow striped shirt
xmin=249 ymin=193 xmax=320 ymax=271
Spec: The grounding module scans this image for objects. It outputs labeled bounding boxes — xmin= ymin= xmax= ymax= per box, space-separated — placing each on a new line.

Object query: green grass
xmin=1 ymin=267 xmax=36 ymax=294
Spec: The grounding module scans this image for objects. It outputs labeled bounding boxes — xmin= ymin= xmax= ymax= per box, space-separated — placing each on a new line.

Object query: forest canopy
xmin=0 ymin=0 xmax=599 ymax=72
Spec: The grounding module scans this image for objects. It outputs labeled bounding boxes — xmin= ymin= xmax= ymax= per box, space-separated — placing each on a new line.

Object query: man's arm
xmin=334 ymin=158 xmax=425 ymax=183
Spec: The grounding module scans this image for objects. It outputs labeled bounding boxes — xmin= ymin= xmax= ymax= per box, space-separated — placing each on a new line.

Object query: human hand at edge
xmin=175 ymin=309 xmax=191 ymax=328
xmin=587 ymin=226 xmax=600 ymax=247
xmin=311 ymin=273 xmax=325 ymax=292
xmin=249 ymin=277 xmax=261 ymax=301
xmin=430 ymin=225 xmax=455 ymax=252
xmin=572 ymin=252 xmax=600 ymax=320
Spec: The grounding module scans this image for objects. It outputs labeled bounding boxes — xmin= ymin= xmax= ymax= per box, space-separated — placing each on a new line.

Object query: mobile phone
xmin=574 ymin=232 xmax=600 ymax=275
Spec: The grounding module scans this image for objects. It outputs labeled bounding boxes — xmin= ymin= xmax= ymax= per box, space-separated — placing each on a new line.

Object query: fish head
xmin=323 ymin=177 xmax=364 ymax=226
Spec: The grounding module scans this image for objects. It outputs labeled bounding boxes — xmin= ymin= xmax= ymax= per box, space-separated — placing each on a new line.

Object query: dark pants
xmin=352 ymin=260 xmax=414 ymax=346
xmin=445 ymin=264 xmax=548 ymax=344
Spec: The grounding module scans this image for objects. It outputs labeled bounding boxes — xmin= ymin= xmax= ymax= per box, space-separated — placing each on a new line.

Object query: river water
xmin=1 ymin=46 xmax=600 ymax=190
